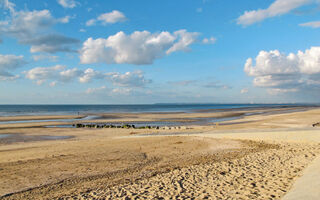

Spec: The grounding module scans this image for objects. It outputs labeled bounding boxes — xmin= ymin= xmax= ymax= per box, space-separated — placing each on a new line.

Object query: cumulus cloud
xmin=97 ymin=10 xmax=127 ymax=24
xmin=244 ymin=47 xmax=320 ymax=94
xmin=166 ymin=30 xmax=199 ymax=54
xmin=0 ymin=9 xmax=55 ymax=38
xmin=0 ymin=54 xmax=26 ymax=80
xmin=80 ymin=30 xmax=199 ymax=65
xmin=24 ymin=65 xmax=66 ymax=85
xmin=299 ymin=21 xmax=320 ymax=28
xmin=24 ymin=65 xmax=151 ymax=88
xmin=24 ymin=66 xmax=103 ymax=84
xmin=24 ymin=66 xmax=98 ymax=84
xmin=60 ymin=68 xmax=83 ymax=82
xmin=0 ymin=54 xmax=25 ymax=71
xmin=78 ymin=68 xmax=105 ymax=83
xmin=57 ymin=0 xmax=77 ymax=8
xmin=237 ymin=0 xmax=312 ymax=26
xmin=86 ymin=10 xmax=126 ymax=26
xmin=0 ymin=4 xmax=79 ymax=53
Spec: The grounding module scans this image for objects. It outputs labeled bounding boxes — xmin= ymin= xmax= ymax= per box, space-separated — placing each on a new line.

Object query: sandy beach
xmin=1 ymin=106 xmax=320 ymax=199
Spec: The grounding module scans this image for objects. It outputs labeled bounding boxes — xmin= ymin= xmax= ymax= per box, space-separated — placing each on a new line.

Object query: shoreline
xmin=0 ymin=105 xmax=315 ymax=127
xmin=0 ymin=104 xmax=317 ymax=117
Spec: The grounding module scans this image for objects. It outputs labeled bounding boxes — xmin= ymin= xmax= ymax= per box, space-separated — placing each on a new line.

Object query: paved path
xmin=282 ymin=155 xmax=320 ymax=200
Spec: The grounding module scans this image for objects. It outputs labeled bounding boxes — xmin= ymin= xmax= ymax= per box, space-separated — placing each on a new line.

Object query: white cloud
xmin=0 ymin=54 xmax=25 ymax=71
xmin=79 ymin=68 xmax=105 ymax=83
xmin=299 ymin=21 xmax=320 ymax=28
xmin=244 ymin=50 xmax=299 ymax=76
xmin=106 ymin=70 xmax=151 ymax=87
xmin=24 ymin=65 xmax=66 ymax=85
xmin=85 ymin=19 xmax=96 ymax=26
xmin=57 ymin=0 xmax=77 ymax=8
xmin=97 ymin=10 xmax=127 ymax=24
xmin=32 ymin=54 xmax=58 ymax=62
xmin=297 ymin=47 xmax=320 ymax=74
xmin=0 ymin=9 xmax=55 ymax=38
xmin=0 ymin=7 xmax=79 ymax=53
xmin=240 ymin=88 xmax=248 ymax=94
xmin=58 ymin=15 xmax=73 ymax=24
xmin=85 ymin=86 xmax=132 ymax=96
xmin=244 ymin=47 xmax=320 ymax=94
xmin=80 ymin=30 xmax=199 ymax=65
xmin=24 ymin=66 xmax=151 ymax=88
xmin=267 ymin=88 xmax=298 ymax=95
xmin=111 ymin=88 xmax=132 ymax=95
xmin=237 ymin=0 xmax=312 ymax=26
xmin=202 ymin=37 xmax=216 ymax=44
xmin=1 ymin=0 xmax=15 ymax=13
xmin=60 ymin=68 xmax=83 ymax=82
xmin=166 ymin=30 xmax=199 ymax=54
xmin=0 ymin=74 xmax=19 ymax=81
xmin=25 ymin=67 xmax=102 ymax=85
xmin=0 ymin=54 xmax=26 ymax=80
xmin=86 ymin=10 xmax=126 ymax=27
xmin=86 ymin=86 xmax=107 ymax=94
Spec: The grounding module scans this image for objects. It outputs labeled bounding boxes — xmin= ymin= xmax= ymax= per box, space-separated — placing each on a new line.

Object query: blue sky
xmin=1 ymin=0 xmax=320 ymax=104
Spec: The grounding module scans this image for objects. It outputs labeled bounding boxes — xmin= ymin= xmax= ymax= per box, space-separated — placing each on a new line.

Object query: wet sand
xmin=1 ymin=107 xmax=320 ymax=199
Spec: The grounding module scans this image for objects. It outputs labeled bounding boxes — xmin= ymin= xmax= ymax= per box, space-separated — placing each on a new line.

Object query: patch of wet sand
xmin=0 ymin=133 xmax=74 ymax=145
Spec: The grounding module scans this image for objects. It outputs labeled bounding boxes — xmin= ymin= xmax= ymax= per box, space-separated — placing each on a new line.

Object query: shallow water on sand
xmin=0 ymin=134 xmax=10 ymax=138
xmin=0 ymin=115 xmax=102 ymax=125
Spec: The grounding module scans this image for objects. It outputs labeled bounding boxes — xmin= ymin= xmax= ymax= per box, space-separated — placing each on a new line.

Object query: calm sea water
xmin=0 ymin=104 xmax=313 ymax=116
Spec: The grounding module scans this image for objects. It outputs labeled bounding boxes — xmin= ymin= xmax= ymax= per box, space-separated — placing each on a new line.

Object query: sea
xmin=0 ymin=104 xmax=316 ymax=116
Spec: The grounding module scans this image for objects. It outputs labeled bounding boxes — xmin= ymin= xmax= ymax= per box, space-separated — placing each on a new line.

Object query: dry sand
xmin=0 ymin=107 xmax=320 ymax=199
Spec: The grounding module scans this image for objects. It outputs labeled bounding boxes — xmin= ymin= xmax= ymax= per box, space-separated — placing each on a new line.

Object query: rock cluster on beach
xmin=312 ymin=122 xmax=320 ymax=127
xmin=73 ymin=123 xmax=189 ymax=130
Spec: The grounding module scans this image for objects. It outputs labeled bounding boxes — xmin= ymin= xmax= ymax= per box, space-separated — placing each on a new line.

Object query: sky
xmin=1 ymin=0 xmax=320 ymax=104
